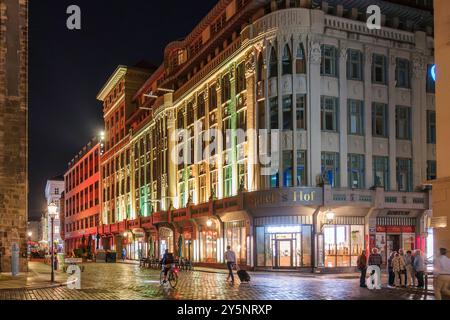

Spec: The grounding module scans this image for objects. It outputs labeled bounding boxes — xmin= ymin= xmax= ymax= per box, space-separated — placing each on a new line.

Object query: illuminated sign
xmin=266 ymin=225 xmax=301 ymax=234
xmin=246 ymin=187 xmax=322 ymax=208
xmin=431 ymin=64 xmax=436 ymax=82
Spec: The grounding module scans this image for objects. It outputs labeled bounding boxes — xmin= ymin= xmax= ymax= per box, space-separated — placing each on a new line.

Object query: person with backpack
xmin=357 ymin=250 xmax=368 ymax=288
xmin=160 ymin=249 xmax=175 ymax=284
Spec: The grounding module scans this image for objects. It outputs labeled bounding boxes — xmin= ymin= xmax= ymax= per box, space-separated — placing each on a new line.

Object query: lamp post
xmin=48 ymin=202 xmax=58 ymax=283
xmin=27 ymin=232 xmax=32 ymax=258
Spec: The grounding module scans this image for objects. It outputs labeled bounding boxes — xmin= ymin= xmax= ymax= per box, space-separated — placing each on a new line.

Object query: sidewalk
xmin=0 ymin=261 xmax=69 ymax=290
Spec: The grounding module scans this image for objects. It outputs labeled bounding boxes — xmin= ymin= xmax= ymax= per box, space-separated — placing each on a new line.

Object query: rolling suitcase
xmin=236 ymin=264 xmax=250 ymax=282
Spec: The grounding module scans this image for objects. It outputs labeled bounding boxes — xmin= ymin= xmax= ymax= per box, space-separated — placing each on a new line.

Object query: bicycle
xmin=160 ymin=265 xmax=179 ymax=288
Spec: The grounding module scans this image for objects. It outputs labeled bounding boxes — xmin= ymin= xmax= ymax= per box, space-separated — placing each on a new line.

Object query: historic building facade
xmin=44 ymin=176 xmax=65 ymax=252
xmin=97 ymin=0 xmax=435 ymax=270
xmin=63 ymin=138 xmax=101 ymax=255
xmin=0 ymin=0 xmax=28 ymax=272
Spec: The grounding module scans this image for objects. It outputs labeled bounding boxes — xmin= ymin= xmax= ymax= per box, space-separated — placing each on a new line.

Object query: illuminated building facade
xmin=97 ymin=0 xmax=435 ymax=270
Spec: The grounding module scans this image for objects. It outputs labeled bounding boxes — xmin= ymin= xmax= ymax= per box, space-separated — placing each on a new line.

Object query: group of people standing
xmin=357 ymin=248 xmax=425 ymax=289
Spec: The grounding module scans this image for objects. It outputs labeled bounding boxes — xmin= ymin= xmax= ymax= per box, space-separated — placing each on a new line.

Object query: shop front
xmin=255 ymin=216 xmax=313 ymax=269
xmin=224 ymin=221 xmax=247 ymax=265
xmin=319 ymin=216 xmax=366 ymax=268
xmin=375 ymin=216 xmax=417 ymax=263
xmin=198 ymin=218 xmax=220 ymax=263
xmin=158 ymin=226 xmax=174 ymax=259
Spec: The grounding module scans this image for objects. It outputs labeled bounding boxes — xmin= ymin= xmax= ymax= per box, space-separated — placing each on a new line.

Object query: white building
xmin=44 ymin=175 xmax=65 ymax=252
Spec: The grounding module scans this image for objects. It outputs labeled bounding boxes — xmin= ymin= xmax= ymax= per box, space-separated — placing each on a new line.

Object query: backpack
xmin=165 ymin=253 xmax=174 ymax=264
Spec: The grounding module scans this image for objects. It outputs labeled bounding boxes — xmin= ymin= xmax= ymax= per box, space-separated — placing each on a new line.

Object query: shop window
xmin=348 ymin=99 xmax=364 ymax=135
xmin=296 ymin=94 xmax=306 ymax=130
xmin=321 ymin=45 xmax=338 ymax=77
xmin=200 ymin=226 xmax=218 ymax=263
xmin=295 ymin=44 xmax=306 ymax=74
xmin=373 ymin=156 xmax=390 ymax=189
xmin=427 ymin=160 xmax=436 ymax=181
xmin=396 ymin=158 xmax=413 ymax=192
xmin=282 ymin=45 xmax=292 ymax=75
xmin=297 ymin=150 xmax=307 ymax=186
xmin=283 ymin=151 xmax=293 ymax=187
xmin=396 ymin=58 xmax=411 ymax=88
xmin=321 ymin=96 xmax=339 ymax=132
xmin=427 ymin=110 xmax=436 ymax=144
xmin=269 ymin=97 xmax=279 ymax=130
xmin=395 ymin=106 xmax=411 ymax=140
xmin=372 ymin=54 xmax=387 ymax=84
xmin=372 ymin=103 xmax=388 ymax=137
xmin=269 ymin=47 xmax=278 ymax=78
xmin=324 ymin=225 xmax=364 ymax=267
xmin=225 ymin=221 xmax=247 ymax=264
xmin=348 ymin=154 xmax=365 ymax=189
xmin=347 ymin=49 xmax=363 ymax=81
xmin=282 ymin=95 xmax=293 ymax=130
xmin=321 ymin=152 xmax=340 ymax=187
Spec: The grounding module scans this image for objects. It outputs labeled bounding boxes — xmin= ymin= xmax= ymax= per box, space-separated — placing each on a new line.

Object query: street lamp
xmin=27 ymin=232 xmax=32 ymax=258
xmin=325 ymin=209 xmax=335 ymax=223
xmin=206 ymin=219 xmax=213 ymax=228
xmin=48 ymin=202 xmax=58 ymax=283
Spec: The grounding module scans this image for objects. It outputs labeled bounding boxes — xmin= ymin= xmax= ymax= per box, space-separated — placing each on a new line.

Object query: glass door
xmin=276 ymin=239 xmax=293 ymax=268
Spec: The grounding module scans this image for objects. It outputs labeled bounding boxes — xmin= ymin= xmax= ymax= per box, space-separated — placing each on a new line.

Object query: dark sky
xmin=29 ymin=0 xmax=216 ymax=219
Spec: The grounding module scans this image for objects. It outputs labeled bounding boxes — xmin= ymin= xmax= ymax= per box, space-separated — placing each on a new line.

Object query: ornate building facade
xmin=0 ymin=0 xmax=28 ymax=272
xmin=97 ymin=0 xmax=435 ymax=270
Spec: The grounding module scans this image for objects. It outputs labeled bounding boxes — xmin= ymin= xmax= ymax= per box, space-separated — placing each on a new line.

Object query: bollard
xmin=11 ymin=243 xmax=20 ymax=276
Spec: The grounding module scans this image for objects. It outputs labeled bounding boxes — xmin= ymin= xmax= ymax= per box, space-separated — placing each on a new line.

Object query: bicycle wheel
xmin=168 ymin=271 xmax=178 ymax=288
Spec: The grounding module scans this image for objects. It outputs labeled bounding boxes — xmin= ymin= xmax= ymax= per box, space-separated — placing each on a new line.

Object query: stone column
xmin=388 ymin=51 xmax=397 ymax=191
xmin=364 ymin=46 xmax=374 ymax=188
xmin=307 ymin=36 xmax=322 ymax=186
xmin=245 ymin=50 xmax=258 ymax=192
xmin=338 ymin=41 xmax=348 ymax=187
xmin=165 ymin=94 xmax=177 ymax=208
xmin=216 ymin=78 xmax=224 ymax=199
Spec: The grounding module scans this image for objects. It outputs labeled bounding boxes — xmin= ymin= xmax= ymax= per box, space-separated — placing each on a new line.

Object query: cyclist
xmin=161 ymin=249 xmax=175 ymax=284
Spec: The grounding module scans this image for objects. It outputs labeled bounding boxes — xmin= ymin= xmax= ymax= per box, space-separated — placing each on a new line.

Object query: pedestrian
xmin=405 ymin=250 xmax=415 ymax=287
xmin=392 ymin=253 xmax=406 ymax=287
xmin=387 ymin=251 xmax=396 ymax=287
xmin=434 ymin=248 xmax=450 ymax=300
xmin=413 ymin=250 xmax=425 ymax=289
xmin=224 ymin=245 xmax=236 ymax=283
xmin=399 ymin=249 xmax=407 ymax=285
xmin=121 ymin=247 xmax=126 ymax=262
xmin=357 ymin=250 xmax=368 ymax=288
xmin=367 ymin=248 xmax=383 ymax=288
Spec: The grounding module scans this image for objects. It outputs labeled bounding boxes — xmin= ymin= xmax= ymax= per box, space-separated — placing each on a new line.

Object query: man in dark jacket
xmin=357 ymin=250 xmax=368 ymax=287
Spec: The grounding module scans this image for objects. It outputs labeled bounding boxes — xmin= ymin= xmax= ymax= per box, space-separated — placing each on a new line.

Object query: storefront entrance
xmin=387 ymin=234 xmax=401 ymax=257
xmin=275 ymin=239 xmax=293 ymax=268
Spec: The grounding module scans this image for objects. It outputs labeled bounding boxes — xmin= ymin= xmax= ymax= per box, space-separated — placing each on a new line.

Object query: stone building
xmin=0 ymin=0 xmax=28 ymax=272
xmin=96 ymin=0 xmax=435 ymax=271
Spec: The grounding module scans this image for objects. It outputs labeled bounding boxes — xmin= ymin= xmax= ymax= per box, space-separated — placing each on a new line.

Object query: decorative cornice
xmin=97 ymin=66 xmax=127 ymax=101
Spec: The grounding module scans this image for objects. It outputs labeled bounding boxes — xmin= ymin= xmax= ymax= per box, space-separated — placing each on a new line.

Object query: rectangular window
xmin=223 ymin=166 xmax=233 ymax=198
xmin=396 ymin=106 xmax=411 ymax=140
xmin=297 ymin=150 xmax=307 ymax=186
xmin=321 ymin=45 xmax=338 ymax=77
xmin=372 ymin=54 xmax=387 ymax=84
xmin=199 ymin=175 xmax=207 ymax=204
xmin=426 ymin=64 xmax=436 ymax=93
xmin=282 ymin=95 xmax=293 ymax=130
xmin=236 ymin=63 xmax=246 ymax=93
xmin=348 ymin=154 xmax=365 ymax=189
xmin=283 ymin=151 xmax=293 ymax=187
xmin=427 ymin=110 xmax=436 ymax=144
xmin=372 ymin=103 xmax=388 ymax=137
xmin=321 ymin=96 xmax=339 ymax=132
xmin=373 ymin=156 xmax=389 ymax=190
xmin=348 ymin=100 xmax=364 ymax=135
xmin=296 ymin=94 xmax=306 ymax=130
xmin=396 ymin=58 xmax=411 ymax=88
xmin=321 ymin=152 xmax=340 ymax=187
xmin=221 ymin=74 xmax=231 ymax=102
xmin=347 ymin=49 xmax=363 ymax=81
xmin=269 ymin=97 xmax=279 ymax=130
xmin=209 ymin=85 xmax=217 ymax=110
xmin=427 ymin=160 xmax=437 ymax=181
xmin=397 ymin=158 xmax=413 ymax=192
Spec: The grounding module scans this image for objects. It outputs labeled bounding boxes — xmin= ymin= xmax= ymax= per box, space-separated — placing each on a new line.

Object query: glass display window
xmin=324 ymin=224 xmax=365 ymax=267
xmin=225 ymin=221 xmax=247 ymax=264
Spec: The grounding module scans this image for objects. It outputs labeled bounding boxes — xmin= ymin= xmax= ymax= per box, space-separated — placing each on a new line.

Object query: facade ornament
xmin=245 ymin=50 xmax=256 ymax=77
xmin=364 ymin=45 xmax=373 ymax=66
xmin=309 ymin=41 xmax=322 ymax=65
xmin=412 ymin=53 xmax=426 ymax=79
xmin=216 ymin=76 xmax=222 ymax=90
xmin=229 ymin=62 xmax=236 ymax=80
xmin=339 ymin=41 xmax=348 ymax=60
xmin=389 ymin=53 xmax=397 ymax=66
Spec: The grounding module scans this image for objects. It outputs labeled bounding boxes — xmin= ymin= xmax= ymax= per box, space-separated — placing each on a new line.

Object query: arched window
xmin=269 ymin=47 xmax=278 ymax=78
xmin=296 ymin=43 xmax=306 ymax=74
xmin=257 ymin=53 xmax=264 ymax=82
xmin=282 ymin=45 xmax=292 ymax=75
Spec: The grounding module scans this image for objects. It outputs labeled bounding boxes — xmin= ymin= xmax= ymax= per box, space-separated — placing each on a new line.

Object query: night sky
xmin=29 ymin=0 xmax=215 ymax=219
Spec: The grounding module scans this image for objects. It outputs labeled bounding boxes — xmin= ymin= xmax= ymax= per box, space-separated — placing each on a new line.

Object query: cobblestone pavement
xmin=0 ymin=263 xmax=434 ymax=300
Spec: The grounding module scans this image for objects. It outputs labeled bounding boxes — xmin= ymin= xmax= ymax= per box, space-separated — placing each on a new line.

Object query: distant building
xmin=44 ymin=175 xmax=65 ymax=252
xmin=63 ymin=138 xmax=101 ymax=255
